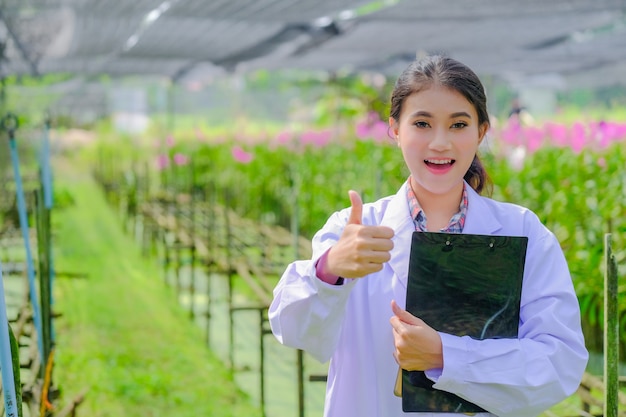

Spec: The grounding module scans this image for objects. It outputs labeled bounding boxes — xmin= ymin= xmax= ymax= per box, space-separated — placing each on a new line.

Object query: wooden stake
xmin=603 ymin=233 xmax=618 ymax=417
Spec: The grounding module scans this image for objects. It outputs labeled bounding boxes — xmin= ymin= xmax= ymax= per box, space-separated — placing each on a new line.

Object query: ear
xmin=478 ymin=122 xmax=489 ymax=145
xmin=388 ymin=117 xmax=399 ymax=141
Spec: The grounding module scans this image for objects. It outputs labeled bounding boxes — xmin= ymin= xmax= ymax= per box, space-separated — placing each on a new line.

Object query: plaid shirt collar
xmin=406 ymin=177 xmax=468 ymax=233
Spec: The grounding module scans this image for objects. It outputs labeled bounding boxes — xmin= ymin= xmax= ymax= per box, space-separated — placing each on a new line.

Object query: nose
xmin=428 ymin=128 xmax=452 ymax=151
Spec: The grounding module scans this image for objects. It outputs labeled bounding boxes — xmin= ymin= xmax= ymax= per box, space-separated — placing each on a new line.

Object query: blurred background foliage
xmin=3 ymin=68 xmax=625 ymax=365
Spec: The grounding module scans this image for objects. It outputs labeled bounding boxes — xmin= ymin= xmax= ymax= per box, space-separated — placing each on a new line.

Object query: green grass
xmin=51 ymin=158 xmax=261 ymax=417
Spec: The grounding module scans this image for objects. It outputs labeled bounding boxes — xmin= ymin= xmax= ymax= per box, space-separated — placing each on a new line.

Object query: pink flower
xmin=156 ymin=154 xmax=170 ymax=170
xmin=570 ymin=122 xmax=587 ymax=153
xmin=597 ymin=121 xmax=626 ymax=148
xmin=165 ymin=135 xmax=175 ymax=147
xmin=501 ymin=122 xmax=521 ymax=146
xmin=296 ymin=129 xmax=332 ymax=148
xmin=525 ymin=126 xmax=544 ymax=153
xmin=173 ymin=153 xmax=189 ymax=166
xmin=300 ymin=130 xmax=318 ymax=146
xmin=544 ymin=122 xmax=569 ymax=147
xmin=354 ymin=112 xmax=391 ymax=142
xmin=355 ymin=121 xmax=371 ymax=139
xmin=231 ymin=145 xmax=254 ymax=163
xmin=370 ymin=121 xmax=391 ymax=143
xmin=305 ymin=129 xmax=333 ymax=148
xmin=275 ymin=130 xmax=293 ymax=146
xmin=615 ymin=123 xmax=626 ymax=140
xmin=195 ymin=127 xmax=207 ymax=142
xmin=269 ymin=130 xmax=293 ymax=150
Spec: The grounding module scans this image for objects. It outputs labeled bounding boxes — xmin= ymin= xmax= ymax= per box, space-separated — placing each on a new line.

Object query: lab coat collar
xmin=380 ymin=181 xmax=503 ymax=297
xmin=462 ymin=184 xmax=503 ymax=235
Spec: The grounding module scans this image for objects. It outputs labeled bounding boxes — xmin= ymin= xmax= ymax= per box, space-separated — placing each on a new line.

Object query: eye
xmin=451 ymin=121 xmax=468 ymax=129
xmin=414 ymin=121 xmax=430 ymax=128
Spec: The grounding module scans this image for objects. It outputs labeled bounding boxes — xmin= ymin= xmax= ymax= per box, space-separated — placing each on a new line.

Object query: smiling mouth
xmin=425 ymin=159 xmax=455 ymax=167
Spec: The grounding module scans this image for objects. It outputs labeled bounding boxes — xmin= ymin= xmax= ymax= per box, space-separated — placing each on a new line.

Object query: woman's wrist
xmin=315 ymin=248 xmax=343 ymax=285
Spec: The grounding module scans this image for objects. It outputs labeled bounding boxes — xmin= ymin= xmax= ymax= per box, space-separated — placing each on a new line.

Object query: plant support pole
xmin=0 ymin=262 xmax=19 ymax=417
xmin=603 ymin=233 xmax=618 ymax=417
xmin=41 ymin=115 xmax=53 ymax=208
xmin=4 ymin=113 xmax=45 ymax=365
xmin=290 ymin=164 xmax=305 ymax=417
xmin=39 ymin=115 xmax=55 ymax=355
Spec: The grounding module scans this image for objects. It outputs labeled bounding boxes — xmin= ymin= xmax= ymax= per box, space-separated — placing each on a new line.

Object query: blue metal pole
xmin=4 ymin=114 xmax=44 ymax=363
xmin=0 ymin=262 xmax=19 ymax=417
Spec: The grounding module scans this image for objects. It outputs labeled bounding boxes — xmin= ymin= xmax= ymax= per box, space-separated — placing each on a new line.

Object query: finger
xmin=391 ymin=299 xmax=402 ymax=316
xmin=391 ymin=300 xmax=420 ymax=325
xmin=369 ymin=236 xmax=394 ymax=252
xmin=347 ymin=190 xmax=363 ymax=225
xmin=389 ymin=315 xmax=402 ymax=333
xmin=357 ymin=261 xmax=385 ymax=276
xmin=372 ymin=226 xmax=395 ymax=239
xmin=363 ymin=250 xmax=391 ymax=264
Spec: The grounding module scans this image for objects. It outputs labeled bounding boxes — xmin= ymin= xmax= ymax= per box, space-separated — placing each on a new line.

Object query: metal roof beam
xmin=0 ymin=10 xmax=39 ymax=76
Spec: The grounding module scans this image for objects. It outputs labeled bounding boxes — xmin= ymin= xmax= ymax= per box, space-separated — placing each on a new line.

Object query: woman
xmin=269 ymin=55 xmax=588 ymax=417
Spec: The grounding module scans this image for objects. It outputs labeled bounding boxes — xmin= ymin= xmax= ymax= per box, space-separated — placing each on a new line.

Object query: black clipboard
xmin=398 ymin=232 xmax=528 ymax=413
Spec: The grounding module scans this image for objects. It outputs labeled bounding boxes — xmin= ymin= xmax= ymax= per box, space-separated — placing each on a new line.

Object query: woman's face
xmin=389 ymin=84 xmax=488 ymax=199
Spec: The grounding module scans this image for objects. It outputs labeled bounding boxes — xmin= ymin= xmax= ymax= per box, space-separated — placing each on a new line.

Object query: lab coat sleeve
xmin=428 ymin=229 xmax=589 ymax=417
xmin=268 ymin=210 xmax=357 ymax=363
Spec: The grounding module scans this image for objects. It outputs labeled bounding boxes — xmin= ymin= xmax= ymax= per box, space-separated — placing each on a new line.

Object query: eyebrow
xmin=409 ymin=111 xmax=473 ymax=119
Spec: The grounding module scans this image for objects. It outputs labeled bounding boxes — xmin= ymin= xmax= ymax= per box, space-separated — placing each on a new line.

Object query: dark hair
xmin=389 ymin=55 xmax=492 ymax=195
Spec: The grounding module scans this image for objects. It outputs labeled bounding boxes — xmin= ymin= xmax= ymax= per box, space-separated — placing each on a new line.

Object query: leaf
xmin=8 ymin=324 xmax=23 ymax=417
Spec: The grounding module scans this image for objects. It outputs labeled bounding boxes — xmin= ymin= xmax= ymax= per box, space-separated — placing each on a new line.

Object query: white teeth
xmin=425 ymin=159 xmax=452 ymax=164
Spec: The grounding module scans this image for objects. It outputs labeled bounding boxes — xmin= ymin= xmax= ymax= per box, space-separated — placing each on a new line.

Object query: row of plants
xmin=88 ymin=113 xmax=626 ymax=359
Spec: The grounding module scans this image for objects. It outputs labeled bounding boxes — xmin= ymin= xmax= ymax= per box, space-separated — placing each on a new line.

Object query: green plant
xmin=86 ymin=117 xmax=626 ymax=359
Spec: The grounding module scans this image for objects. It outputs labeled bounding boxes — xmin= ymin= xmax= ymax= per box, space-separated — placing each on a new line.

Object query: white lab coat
xmin=269 ymin=182 xmax=588 ymax=417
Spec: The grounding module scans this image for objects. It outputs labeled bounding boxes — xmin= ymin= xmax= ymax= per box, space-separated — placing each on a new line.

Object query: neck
xmin=410 ymin=179 xmax=464 ymax=231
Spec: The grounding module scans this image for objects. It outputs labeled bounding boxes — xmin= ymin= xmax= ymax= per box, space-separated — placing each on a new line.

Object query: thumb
xmin=347 ymin=190 xmax=363 ymax=225
xmin=391 ymin=300 xmax=421 ymax=325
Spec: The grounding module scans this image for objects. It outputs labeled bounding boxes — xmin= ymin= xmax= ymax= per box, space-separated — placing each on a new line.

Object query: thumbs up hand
xmin=326 ymin=190 xmax=395 ymax=279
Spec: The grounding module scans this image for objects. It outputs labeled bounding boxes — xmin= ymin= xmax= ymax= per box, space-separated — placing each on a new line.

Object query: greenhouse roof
xmin=1 ymin=0 xmax=626 ymax=88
